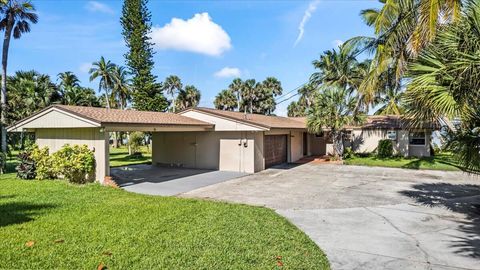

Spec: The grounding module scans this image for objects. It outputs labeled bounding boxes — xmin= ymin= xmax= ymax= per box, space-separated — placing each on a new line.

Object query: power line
xmin=274 ymin=82 xmax=307 ymax=102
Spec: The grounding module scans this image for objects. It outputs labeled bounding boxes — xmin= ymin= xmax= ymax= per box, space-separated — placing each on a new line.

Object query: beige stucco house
xmin=8 ymin=105 xmax=436 ymax=183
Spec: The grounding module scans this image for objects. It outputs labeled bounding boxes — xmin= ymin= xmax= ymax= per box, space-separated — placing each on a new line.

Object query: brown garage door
xmin=264 ymin=135 xmax=287 ymax=168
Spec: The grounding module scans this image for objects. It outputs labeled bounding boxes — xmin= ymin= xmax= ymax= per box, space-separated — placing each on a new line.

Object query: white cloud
xmin=333 ymin=39 xmax=344 ymax=47
xmin=85 ymin=1 xmax=114 ymax=14
xmin=150 ymin=13 xmax=232 ymax=56
xmin=214 ymin=67 xmax=241 ymax=78
xmin=79 ymin=62 xmax=93 ymax=74
xmin=294 ymin=0 xmax=320 ymax=47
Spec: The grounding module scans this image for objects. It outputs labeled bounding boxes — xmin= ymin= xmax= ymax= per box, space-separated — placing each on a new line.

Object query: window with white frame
xmin=409 ymin=132 xmax=426 ymax=145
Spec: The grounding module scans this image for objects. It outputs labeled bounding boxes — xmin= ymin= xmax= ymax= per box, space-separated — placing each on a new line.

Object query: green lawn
xmin=344 ymin=153 xmax=461 ymax=171
xmin=109 ymin=146 xmax=152 ymax=167
xmin=0 ymin=159 xmax=329 ymax=269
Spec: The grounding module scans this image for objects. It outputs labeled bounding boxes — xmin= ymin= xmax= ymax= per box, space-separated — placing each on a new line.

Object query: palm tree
xmin=229 ymin=78 xmax=243 ymax=111
xmin=57 ymin=71 xmax=80 ymax=90
xmin=176 ymin=85 xmax=200 ymax=110
xmin=241 ymin=79 xmax=257 ymax=115
xmin=214 ymin=89 xmax=237 ymax=111
xmin=89 ymin=56 xmax=116 ymax=109
xmin=0 ymin=0 xmax=38 ymax=157
xmin=307 ymin=85 xmax=364 ymax=159
xmin=374 ymin=87 xmax=404 ymax=115
xmin=7 ymin=70 xmax=59 ymax=123
xmin=163 ymin=75 xmax=182 ymax=112
xmin=311 ymin=45 xmax=362 ymax=92
xmin=404 ymin=0 xmax=480 ymax=172
xmin=112 ymin=66 xmax=131 ymax=110
xmin=287 ymin=101 xmax=306 ymax=117
xmin=62 ymin=86 xmax=99 ymax=107
xmin=346 ymin=0 xmax=462 ymax=109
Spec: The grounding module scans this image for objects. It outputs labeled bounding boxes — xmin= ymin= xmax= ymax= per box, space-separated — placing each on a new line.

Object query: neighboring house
xmin=8 ymin=105 xmax=436 ymax=183
xmin=304 ymin=115 xmax=437 ymax=157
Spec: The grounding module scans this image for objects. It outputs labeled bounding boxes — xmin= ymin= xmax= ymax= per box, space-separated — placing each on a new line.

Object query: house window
xmin=387 ymin=130 xmax=397 ymax=141
xmin=409 ymin=132 xmax=426 ymax=145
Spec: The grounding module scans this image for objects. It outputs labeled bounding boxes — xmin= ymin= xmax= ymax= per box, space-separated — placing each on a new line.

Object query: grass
xmin=109 ymin=146 xmax=152 ymax=167
xmin=0 ymin=159 xmax=329 ymax=269
xmin=344 ymin=153 xmax=461 ymax=171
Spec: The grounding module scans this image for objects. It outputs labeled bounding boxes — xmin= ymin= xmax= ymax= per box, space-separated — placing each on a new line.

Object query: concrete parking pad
xmin=182 ymin=164 xmax=480 ymax=270
xmin=111 ymin=164 xmax=248 ymax=196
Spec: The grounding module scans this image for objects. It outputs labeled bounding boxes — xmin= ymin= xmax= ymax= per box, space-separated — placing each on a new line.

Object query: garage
xmin=264 ymin=135 xmax=288 ymax=168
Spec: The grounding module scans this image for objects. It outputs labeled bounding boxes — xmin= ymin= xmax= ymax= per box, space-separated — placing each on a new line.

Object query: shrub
xmin=30 ymin=145 xmax=57 ymax=180
xmin=16 ymin=151 xmax=36 ymax=179
xmin=128 ymin=132 xmax=144 ymax=154
xmin=377 ymin=139 xmax=394 ymax=158
xmin=52 ymin=144 xmax=95 ymax=184
xmin=343 ymin=147 xmax=355 ymax=159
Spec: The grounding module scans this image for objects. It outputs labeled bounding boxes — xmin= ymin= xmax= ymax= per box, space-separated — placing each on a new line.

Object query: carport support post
xmin=97 ymin=128 xmax=110 ymax=184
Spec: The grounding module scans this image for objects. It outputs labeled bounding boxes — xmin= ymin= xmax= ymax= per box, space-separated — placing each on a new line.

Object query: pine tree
xmin=120 ymin=0 xmax=167 ymax=112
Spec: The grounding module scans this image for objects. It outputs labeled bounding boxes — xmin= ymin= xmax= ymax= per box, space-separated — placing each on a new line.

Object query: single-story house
xmin=8 ymin=105 xmax=436 ymax=183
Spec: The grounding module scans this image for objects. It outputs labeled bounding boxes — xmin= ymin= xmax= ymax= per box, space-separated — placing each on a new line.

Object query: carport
xmin=7 ymin=105 xmax=215 ymax=184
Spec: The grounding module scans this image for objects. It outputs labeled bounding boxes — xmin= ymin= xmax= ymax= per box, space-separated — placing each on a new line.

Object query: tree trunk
xmin=127 ymin=132 xmax=132 ymax=155
xmin=236 ymin=92 xmax=240 ymax=112
xmin=1 ymin=19 xmax=13 ymax=173
xmin=112 ymin=132 xmax=118 ymax=148
xmin=172 ymin=93 xmax=175 ymax=113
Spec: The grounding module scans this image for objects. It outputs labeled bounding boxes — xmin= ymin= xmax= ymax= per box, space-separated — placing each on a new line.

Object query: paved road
xmin=182 ymin=164 xmax=480 ymax=270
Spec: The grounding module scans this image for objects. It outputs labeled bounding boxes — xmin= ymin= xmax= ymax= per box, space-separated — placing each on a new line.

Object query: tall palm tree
xmin=89 ymin=56 xmax=116 ymax=109
xmin=0 ymin=0 xmax=38 ymax=157
xmin=112 ymin=65 xmax=131 ymax=110
xmin=214 ymin=89 xmax=237 ymax=111
xmin=404 ymin=0 xmax=480 ymax=172
xmin=176 ymin=85 xmax=200 ymax=110
xmin=229 ymin=78 xmax=243 ymax=111
xmin=346 ymin=0 xmax=462 ymax=109
xmin=374 ymin=87 xmax=404 ymax=115
xmin=311 ymin=45 xmax=362 ymax=92
xmin=163 ymin=75 xmax=182 ymax=112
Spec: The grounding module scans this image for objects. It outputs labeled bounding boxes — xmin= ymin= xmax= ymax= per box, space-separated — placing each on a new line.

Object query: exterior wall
xmin=180 ymin=111 xmax=264 ymax=131
xmin=35 ymin=128 xmax=109 ymax=183
xmin=152 ymin=131 xmax=260 ymax=173
xmin=352 ymin=129 xmax=430 ymax=157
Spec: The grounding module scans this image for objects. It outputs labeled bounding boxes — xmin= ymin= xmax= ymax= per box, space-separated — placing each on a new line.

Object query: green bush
xmin=30 ymin=145 xmax=56 ymax=180
xmin=343 ymin=147 xmax=355 ymax=159
xmin=377 ymin=139 xmax=394 ymax=158
xmin=52 ymin=144 xmax=95 ymax=184
xmin=128 ymin=132 xmax=144 ymax=154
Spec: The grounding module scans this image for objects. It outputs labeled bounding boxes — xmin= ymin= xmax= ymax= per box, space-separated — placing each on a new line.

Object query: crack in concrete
xmin=330 ymin=247 xmax=477 ymax=270
xmin=364 ymin=207 xmax=433 ymax=270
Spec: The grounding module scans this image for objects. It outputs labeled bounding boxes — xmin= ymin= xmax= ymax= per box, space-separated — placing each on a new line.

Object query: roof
xmin=349 ymin=115 xmax=438 ymax=130
xmin=291 ymin=115 xmax=438 ymax=130
xmin=9 ymin=105 xmax=213 ymax=130
xmin=185 ymin=107 xmax=307 ymax=129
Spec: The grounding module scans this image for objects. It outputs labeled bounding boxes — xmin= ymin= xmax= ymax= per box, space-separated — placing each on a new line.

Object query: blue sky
xmin=10 ymin=0 xmax=379 ymax=115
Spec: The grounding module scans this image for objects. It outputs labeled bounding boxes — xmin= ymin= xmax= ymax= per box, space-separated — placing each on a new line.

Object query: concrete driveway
xmin=111 ymin=164 xmax=248 ymax=196
xmin=182 ymin=164 xmax=480 ymax=270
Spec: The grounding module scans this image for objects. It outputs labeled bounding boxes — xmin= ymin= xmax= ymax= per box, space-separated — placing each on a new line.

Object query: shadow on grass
xmin=0 ymin=201 xmax=56 ymax=227
xmin=400 ymin=183 xmax=480 ymax=258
